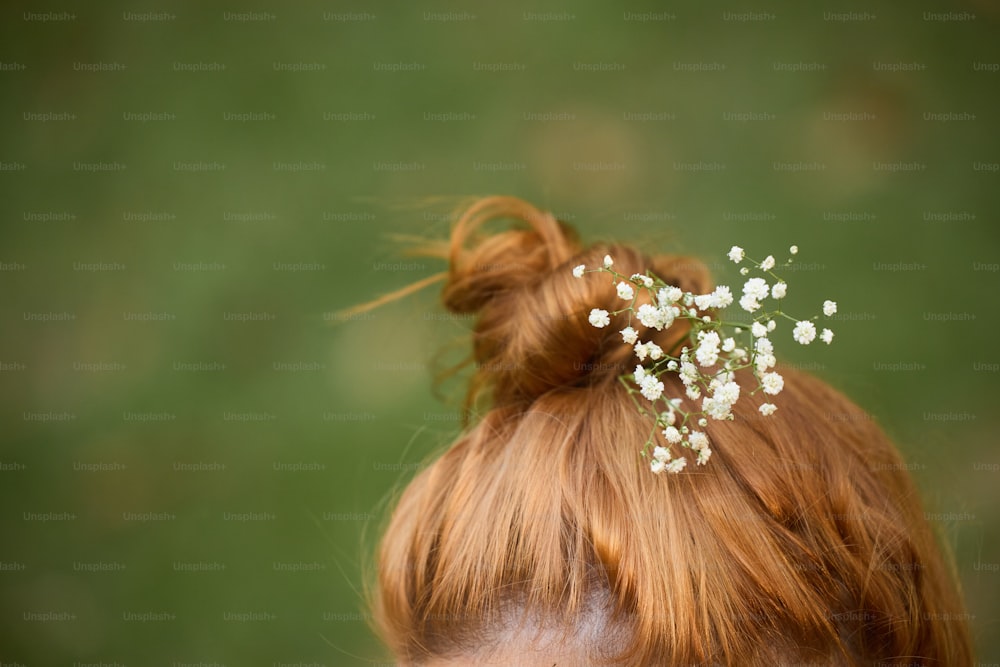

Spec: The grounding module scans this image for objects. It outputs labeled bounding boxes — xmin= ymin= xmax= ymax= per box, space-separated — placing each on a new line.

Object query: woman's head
xmin=370 ymin=196 xmax=973 ymax=665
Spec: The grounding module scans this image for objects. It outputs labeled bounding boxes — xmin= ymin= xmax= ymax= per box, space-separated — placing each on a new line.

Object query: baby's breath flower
xmin=789 ymin=245 xmax=799 ymax=255
xmin=688 ymin=431 xmax=709 ymax=451
xmin=589 ymin=308 xmax=611 ymax=328
xmin=585 ymin=242 xmax=835 ymax=473
xmin=703 ymin=379 xmax=739 ymax=420
xmin=711 ymin=370 xmax=734 ymax=386
xmin=713 ymin=285 xmax=734 ymax=308
xmin=715 ymin=381 xmax=740 ymax=406
xmin=636 ymin=342 xmax=664 ymax=361
xmin=793 ymin=320 xmax=817 ymax=345
xmin=659 ymin=286 xmax=683 ymax=304
xmin=743 ymin=277 xmax=769 ymax=301
xmin=761 ymin=372 xmax=784 ymax=395
xmin=636 ymin=303 xmax=659 ymax=329
xmin=665 ymin=457 xmax=687 ymax=473
xmin=640 ymin=375 xmax=665 ymax=401
xmin=702 ymin=397 xmax=730 ymax=420
xmin=695 ymin=331 xmax=721 ymax=367
xmin=739 ymin=294 xmax=761 ymax=313
xmin=637 ymin=303 xmax=675 ymax=331
xmin=698 ymin=396 xmax=732 ymax=426
xmin=695 ymin=285 xmax=734 ymax=310
xmin=755 ymin=353 xmax=776 ymax=373
xmin=616 ymin=281 xmax=635 ymax=300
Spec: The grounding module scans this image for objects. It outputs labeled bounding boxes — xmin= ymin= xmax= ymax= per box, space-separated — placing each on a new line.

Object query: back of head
xmin=370 ymin=196 xmax=973 ymax=666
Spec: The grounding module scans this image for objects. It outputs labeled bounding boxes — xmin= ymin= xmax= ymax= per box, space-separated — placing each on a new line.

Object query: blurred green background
xmin=2 ymin=0 xmax=999 ymax=664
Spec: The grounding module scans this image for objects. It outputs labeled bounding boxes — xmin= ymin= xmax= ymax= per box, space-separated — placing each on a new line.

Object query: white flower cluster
xmin=573 ymin=245 xmax=837 ymax=474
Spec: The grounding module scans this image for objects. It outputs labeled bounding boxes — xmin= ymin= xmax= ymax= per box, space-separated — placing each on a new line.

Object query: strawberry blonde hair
xmin=367 ymin=196 xmax=973 ymax=665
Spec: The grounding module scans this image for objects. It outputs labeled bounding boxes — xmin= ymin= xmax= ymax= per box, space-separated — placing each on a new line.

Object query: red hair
xmin=369 ymin=196 xmax=973 ymax=665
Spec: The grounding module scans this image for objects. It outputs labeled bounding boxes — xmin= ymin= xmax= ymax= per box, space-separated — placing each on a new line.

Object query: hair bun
xmin=440 ymin=196 xmax=712 ymax=408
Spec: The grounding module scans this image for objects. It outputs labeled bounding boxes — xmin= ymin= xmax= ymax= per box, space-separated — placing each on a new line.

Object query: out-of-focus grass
xmin=1 ymin=1 xmax=998 ymax=664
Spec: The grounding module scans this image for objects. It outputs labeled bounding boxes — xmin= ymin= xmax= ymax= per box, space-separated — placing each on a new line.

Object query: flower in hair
xmin=792 ymin=320 xmax=816 ymax=345
xmin=761 ymin=372 xmax=784 ymax=395
xmin=665 ymin=457 xmax=687 ymax=473
xmin=616 ymin=282 xmax=635 ymax=301
xmin=576 ymin=245 xmax=837 ymax=473
xmin=632 ymin=273 xmax=654 ymax=288
xmin=639 ymin=374 xmax=665 ymax=402
xmin=588 ymin=308 xmax=611 ymax=328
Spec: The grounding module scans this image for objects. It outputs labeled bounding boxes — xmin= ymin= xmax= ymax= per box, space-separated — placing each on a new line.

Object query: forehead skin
xmin=417 ymin=609 xmax=621 ymax=666
xmin=410 ymin=584 xmax=627 ymax=666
